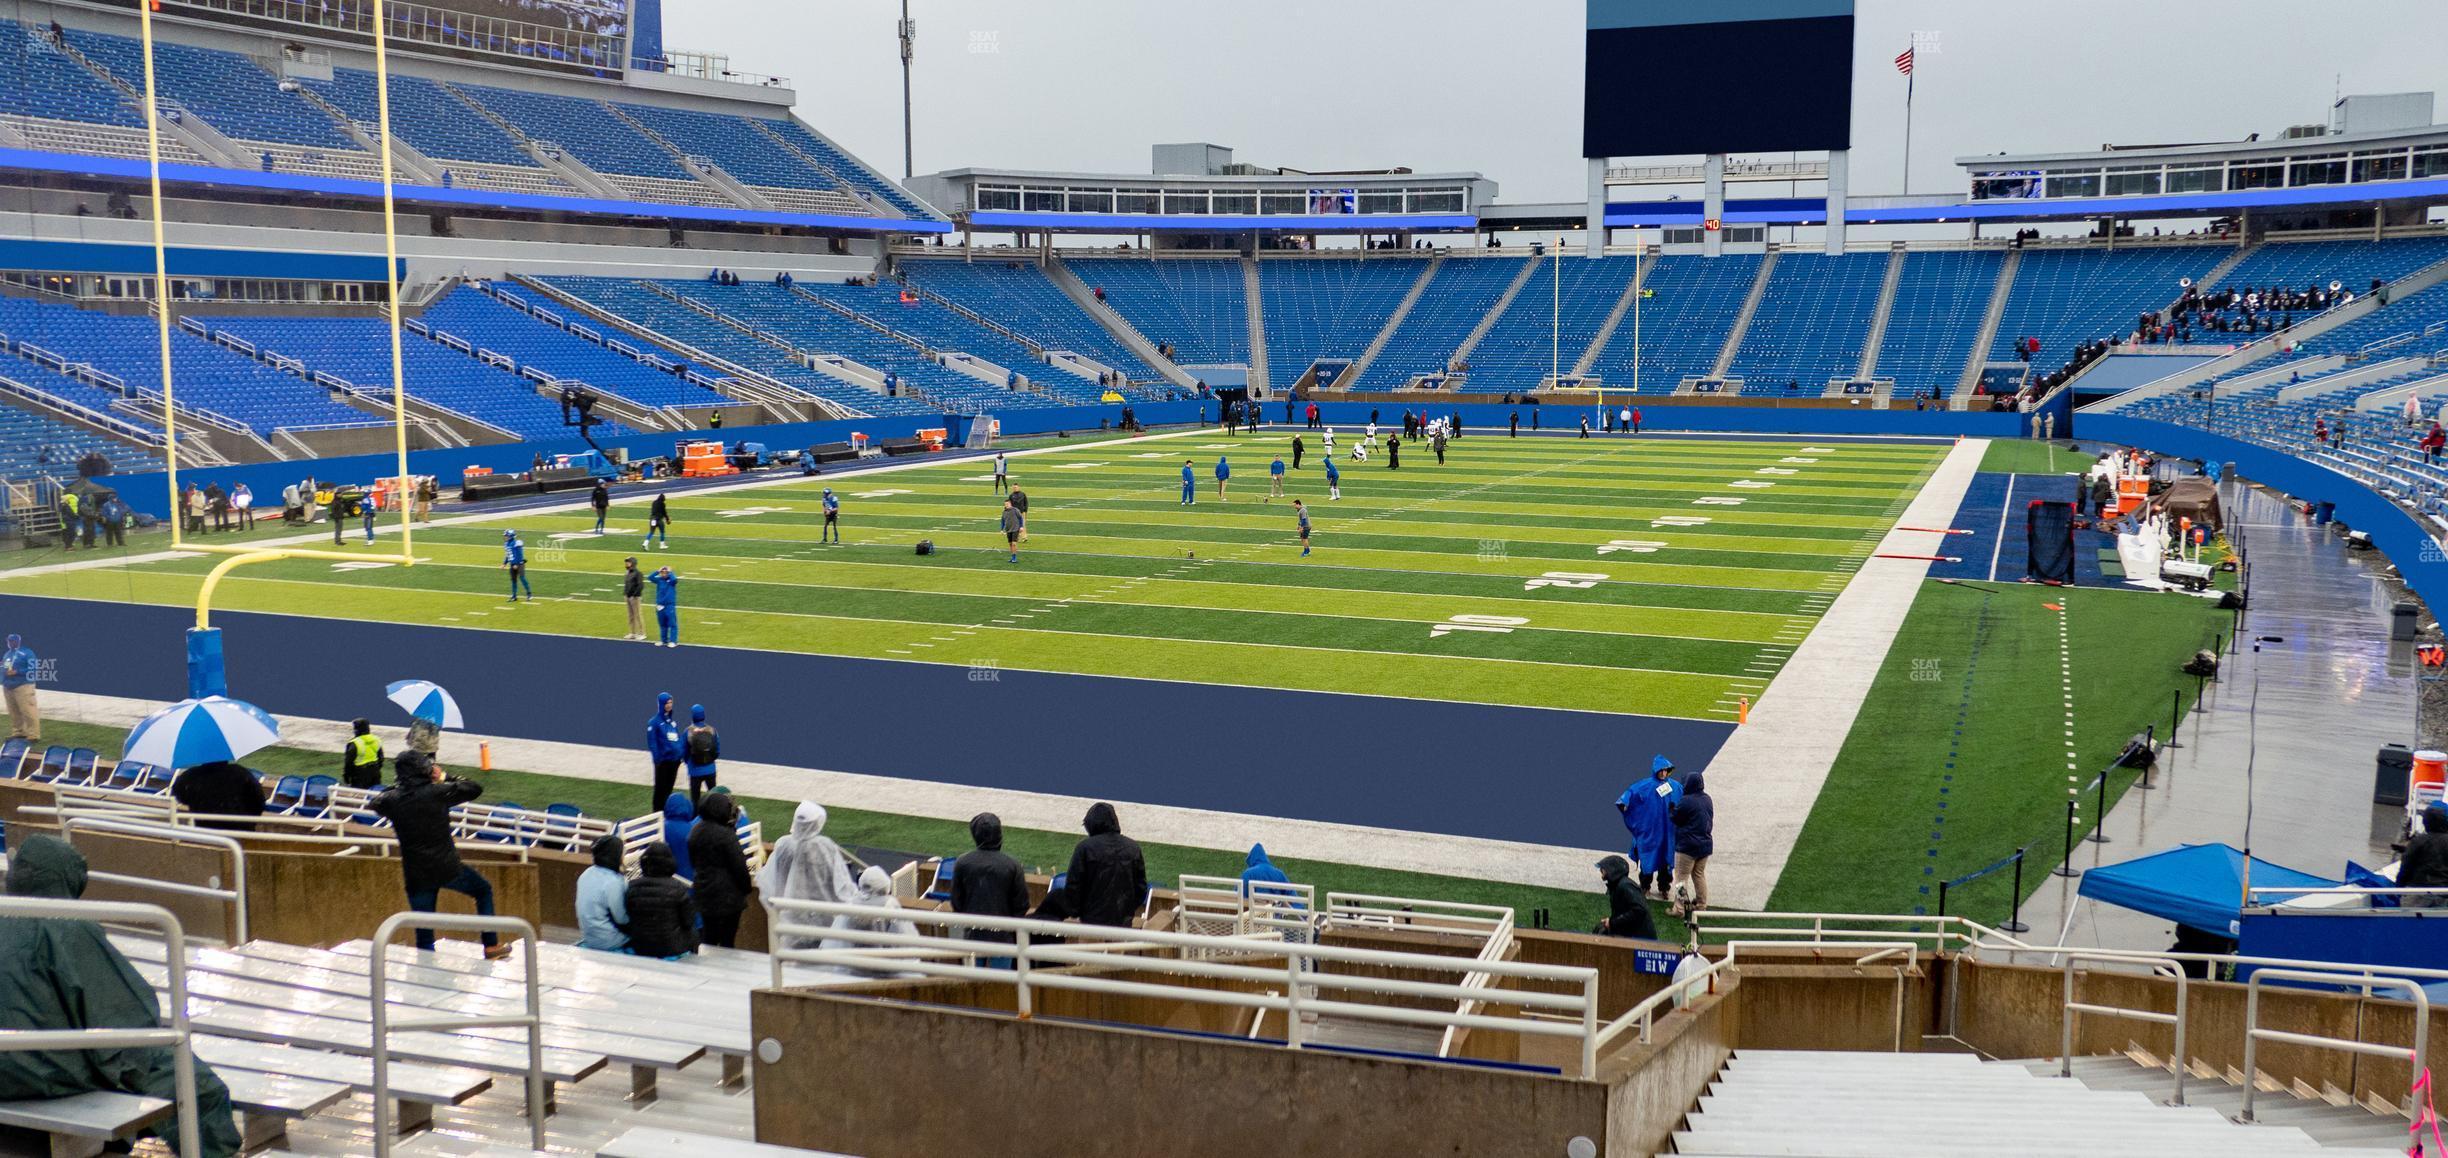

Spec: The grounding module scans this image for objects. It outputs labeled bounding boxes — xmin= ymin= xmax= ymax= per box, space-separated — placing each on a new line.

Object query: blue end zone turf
xmin=2 ymin=594 xmax=1731 ymax=853
xmin=1928 ymin=472 xmax=2109 ymax=586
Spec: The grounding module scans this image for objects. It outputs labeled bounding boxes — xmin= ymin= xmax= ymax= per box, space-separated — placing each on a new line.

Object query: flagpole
xmin=1902 ymin=65 xmax=1915 ymax=195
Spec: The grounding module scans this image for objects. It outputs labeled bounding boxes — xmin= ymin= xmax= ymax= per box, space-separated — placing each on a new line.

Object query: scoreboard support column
xmin=1702 ymin=154 xmax=1725 ymax=257
xmin=1825 ymin=149 xmax=1849 ymax=255
xmin=1584 ymin=157 xmax=1607 ymax=258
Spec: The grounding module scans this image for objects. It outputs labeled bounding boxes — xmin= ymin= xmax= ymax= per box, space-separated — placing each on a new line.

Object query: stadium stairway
xmin=1673 ymin=1050 xmax=2407 ymax=1157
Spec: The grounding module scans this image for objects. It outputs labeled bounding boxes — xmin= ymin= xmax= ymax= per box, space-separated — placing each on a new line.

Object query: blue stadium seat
xmin=1070 ymin=258 xmax=1251 ymax=365
xmin=1357 ymin=256 xmax=1531 ymax=389
xmin=899 ymin=260 xmax=1168 ymax=386
xmin=1726 ymin=252 xmax=1889 ymax=393
xmin=1258 ymin=259 xmax=1424 ymax=385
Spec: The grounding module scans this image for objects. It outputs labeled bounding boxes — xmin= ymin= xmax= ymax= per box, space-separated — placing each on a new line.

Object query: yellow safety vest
xmin=347 ymin=733 xmax=381 ymax=767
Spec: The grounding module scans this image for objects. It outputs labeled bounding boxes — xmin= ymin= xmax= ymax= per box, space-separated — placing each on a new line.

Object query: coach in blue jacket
xmin=646 ymin=692 xmax=686 ymax=816
xmin=1615 ymin=754 xmax=1682 ymax=899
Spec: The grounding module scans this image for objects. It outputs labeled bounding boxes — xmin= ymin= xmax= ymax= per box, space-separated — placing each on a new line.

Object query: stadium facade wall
xmin=2080 ymin=415 xmax=2448 ymax=612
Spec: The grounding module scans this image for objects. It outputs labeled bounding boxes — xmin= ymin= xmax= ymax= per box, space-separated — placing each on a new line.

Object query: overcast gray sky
xmin=667 ymin=1 xmax=2448 ymax=203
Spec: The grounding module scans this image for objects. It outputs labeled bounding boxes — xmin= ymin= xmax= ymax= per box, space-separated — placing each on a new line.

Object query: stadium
xmin=0 ymin=0 xmax=2438 ymax=1153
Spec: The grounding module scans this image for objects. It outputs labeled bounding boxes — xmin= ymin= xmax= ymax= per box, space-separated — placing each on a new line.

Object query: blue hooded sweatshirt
xmin=1239 ymin=843 xmax=1290 ymax=898
xmin=661 ymin=791 xmax=697 ymax=880
xmin=1615 ymin=755 xmax=1683 ymax=874
xmin=1215 ymin=457 xmax=1230 ymax=481
xmin=646 ymin=693 xmax=686 ymax=764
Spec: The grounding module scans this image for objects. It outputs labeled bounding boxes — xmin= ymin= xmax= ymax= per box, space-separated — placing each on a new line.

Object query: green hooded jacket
xmin=0 ymin=835 xmax=238 ymax=1156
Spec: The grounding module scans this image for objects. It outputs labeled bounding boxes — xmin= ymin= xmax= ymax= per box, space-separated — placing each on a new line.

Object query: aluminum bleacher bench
xmin=190 ymin=1034 xmax=491 ymax=1137
xmin=598 ymin=1127 xmax=854 ymax=1157
xmin=211 ymin=1066 xmax=350 ymax=1152
xmin=0 ymin=1089 xmax=169 ymax=1158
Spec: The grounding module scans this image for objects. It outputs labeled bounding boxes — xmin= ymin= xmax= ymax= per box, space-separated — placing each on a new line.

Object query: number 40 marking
xmin=1431 ymin=614 xmax=1528 ymax=638
xmin=1526 ymin=571 xmax=1608 ymax=591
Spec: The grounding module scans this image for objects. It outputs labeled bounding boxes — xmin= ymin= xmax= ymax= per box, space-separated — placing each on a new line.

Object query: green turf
xmin=23 ymin=717 xmax=1666 ymax=940
xmin=1765 ymin=579 xmax=2230 ymax=922
xmin=3 ymin=432 xmax=1946 ymax=722
xmin=1977 ymin=439 xmax=2086 ymax=475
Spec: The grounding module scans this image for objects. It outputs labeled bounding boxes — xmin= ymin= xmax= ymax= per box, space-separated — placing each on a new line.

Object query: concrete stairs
xmin=1672 ymin=1049 xmax=2404 ymax=1157
xmin=2196 ymin=242 xmax=2259 ymax=294
xmin=1709 ymin=250 xmax=1780 ymax=378
xmin=1954 ymin=248 xmax=2025 ymax=399
xmin=2034 ymin=1051 xmax=2414 ymax=1151
xmin=1343 ymin=255 xmax=1442 ymax=389
xmin=1574 ymin=254 xmax=1651 ymax=377
xmin=442 ymin=84 xmax=627 ymax=200
xmin=1043 ymin=255 xmax=1198 ymax=390
xmin=1243 ymin=255 xmax=1270 ymax=394
xmin=1448 ymin=256 xmax=1542 ymax=370
xmin=1856 ymin=245 xmax=1909 ymax=379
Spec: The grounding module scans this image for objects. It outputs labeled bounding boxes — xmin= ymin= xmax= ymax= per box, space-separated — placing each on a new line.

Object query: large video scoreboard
xmin=1583 ymin=0 xmax=1856 ymax=159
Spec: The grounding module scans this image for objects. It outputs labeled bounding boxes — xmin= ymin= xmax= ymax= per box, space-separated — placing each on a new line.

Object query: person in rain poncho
xmin=659 ymin=791 xmax=697 ymax=882
xmin=758 ymin=802 xmax=861 ymax=949
xmin=1615 ymin=755 xmax=1683 ymax=898
xmin=0 ymin=836 xmax=242 ymax=1157
xmin=820 ymin=865 xmax=921 ymax=977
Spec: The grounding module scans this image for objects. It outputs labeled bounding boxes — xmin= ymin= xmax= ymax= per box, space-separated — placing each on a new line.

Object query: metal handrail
xmin=0 ymin=897 xmax=198 ymax=1158
xmin=2243 ymin=968 xmax=2429 ymax=1121
xmin=764 ymin=896 xmax=1604 ymax=1078
xmin=2060 ymin=953 xmax=2188 ymax=1105
xmin=369 ymin=912 xmax=543 ymax=1155
xmin=60 ymin=816 xmax=248 ymax=945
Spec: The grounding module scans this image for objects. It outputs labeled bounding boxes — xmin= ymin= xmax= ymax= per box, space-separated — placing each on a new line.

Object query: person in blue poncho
xmin=1239 ymin=843 xmax=1290 ymax=898
xmin=660 ymin=791 xmax=697 ymax=881
xmin=1615 ymin=754 xmax=1683 ymax=898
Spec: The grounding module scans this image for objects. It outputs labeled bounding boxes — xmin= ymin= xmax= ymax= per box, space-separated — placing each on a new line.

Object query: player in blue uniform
xmin=1323 ymin=456 xmax=1341 ymax=501
xmin=650 ymin=566 xmax=680 ymax=648
xmin=1180 ymin=460 xmax=1195 ymax=506
xmin=821 ymin=487 xmax=840 ymax=543
xmin=1294 ymin=499 xmax=1311 ymax=557
xmin=502 ymin=530 xmax=532 ymax=602
xmin=1268 ymin=455 xmax=1285 ymax=501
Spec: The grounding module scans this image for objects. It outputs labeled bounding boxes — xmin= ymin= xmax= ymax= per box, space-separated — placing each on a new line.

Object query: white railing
xmin=1322 ymin=893 xmax=1511 ymax=938
xmin=369 ymin=912 xmax=544 ymax=1156
xmin=764 ymin=897 xmax=1605 ymax=1078
xmin=2243 ymin=969 xmax=2427 ymax=1120
xmin=0 ymin=897 xmax=200 ymax=1158
xmin=59 ymin=816 xmax=248 ymax=945
xmin=2061 ymin=953 xmax=2187 ymax=1105
xmin=1594 ymin=940 xmax=1919 ymax=1052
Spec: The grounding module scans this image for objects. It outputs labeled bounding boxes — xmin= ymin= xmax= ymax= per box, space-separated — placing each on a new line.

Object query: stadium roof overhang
xmin=911 ymin=165 xmax=1493 ymax=234
xmin=1462 ymin=179 xmax=2448 ymax=231
xmin=961 ymin=211 xmax=1476 ymax=234
xmin=0 ymin=146 xmax=953 ymax=235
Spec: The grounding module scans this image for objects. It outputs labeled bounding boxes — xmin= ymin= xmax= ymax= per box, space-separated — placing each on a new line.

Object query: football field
xmin=8 ymin=429 xmax=1946 ymax=721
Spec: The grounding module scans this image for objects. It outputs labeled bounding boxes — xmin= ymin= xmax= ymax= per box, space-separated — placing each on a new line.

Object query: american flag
xmin=1894 ymin=46 xmax=1914 ymax=75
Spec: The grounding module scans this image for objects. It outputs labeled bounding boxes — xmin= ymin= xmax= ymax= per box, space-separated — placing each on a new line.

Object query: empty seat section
xmin=662 ymin=283 xmax=1045 ymax=414
xmin=541 ymin=278 xmax=934 ymax=417
xmin=897 ymin=260 xmax=1166 ymax=385
xmin=1875 ymin=250 xmax=2001 ymax=400
xmin=0 ymin=296 xmax=377 ymax=436
xmin=207 ymin=315 xmax=635 ymax=440
xmin=1464 ymin=256 xmax=1640 ymax=391
xmin=1726 ymin=252 xmax=1888 ymax=393
xmin=419 ymin=288 xmax=739 ymax=409
xmin=63 ymin=28 xmax=358 ymax=152
xmin=1355 ymin=256 xmax=1529 ymax=389
xmin=614 ymin=103 xmax=861 ymax=214
xmin=2212 ymin=236 xmax=2448 ymax=296
xmin=756 ymin=117 xmax=937 ymax=220
xmin=0 ymin=19 xmax=141 ymax=129
xmin=0 ymin=406 xmax=162 ymax=481
xmin=1070 ymin=259 xmax=1250 ymax=365
xmin=791 ymin=282 xmax=1105 ymax=405
xmin=1259 ymin=259 xmax=1423 ymax=385
xmin=1585 ymin=254 xmax=1761 ymax=393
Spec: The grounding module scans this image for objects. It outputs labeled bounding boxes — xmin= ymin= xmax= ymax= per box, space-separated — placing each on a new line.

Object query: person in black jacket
xmin=373 ymin=752 xmax=510 ymax=957
xmin=622 ymin=557 xmax=646 ymax=641
xmin=169 ymin=761 xmax=267 ymax=832
xmin=951 ymin=812 xmax=1029 ymax=948
xmin=1061 ymin=802 xmax=1146 ymax=928
xmin=1593 ymin=855 xmax=1658 ymax=940
xmin=623 ymin=842 xmax=698 ymax=959
xmin=2403 ymin=803 xmax=2448 ymax=908
xmin=688 ymin=792 xmax=753 ymax=948
xmin=1669 ymin=771 xmax=1715 ymax=917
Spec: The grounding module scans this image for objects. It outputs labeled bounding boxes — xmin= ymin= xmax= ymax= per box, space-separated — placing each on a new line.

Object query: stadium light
xmin=898 ymin=0 xmax=916 ymax=179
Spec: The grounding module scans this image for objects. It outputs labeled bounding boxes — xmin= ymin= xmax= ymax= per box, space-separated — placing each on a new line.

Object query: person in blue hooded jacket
xmin=1615 ymin=755 xmax=1683 ymax=898
xmin=650 ymin=566 xmax=680 ymax=648
xmin=645 ymin=692 xmax=686 ymax=815
xmin=1179 ymin=460 xmax=1195 ymax=506
xmin=660 ymin=792 xmax=697 ymax=881
xmin=682 ymin=704 xmax=720 ymax=804
xmin=1239 ymin=843 xmax=1290 ymax=900
xmin=1214 ymin=455 xmax=1231 ymax=502
xmin=1669 ymin=770 xmax=1714 ymax=917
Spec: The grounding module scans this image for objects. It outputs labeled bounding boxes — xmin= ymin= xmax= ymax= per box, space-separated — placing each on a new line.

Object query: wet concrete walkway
xmin=2015 ymin=481 xmax=2412 ymax=951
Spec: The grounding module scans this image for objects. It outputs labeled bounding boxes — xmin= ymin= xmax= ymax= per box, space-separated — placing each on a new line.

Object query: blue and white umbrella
xmin=385 ymin=679 xmax=464 ymax=729
xmin=121 ymin=696 xmax=282 ymax=769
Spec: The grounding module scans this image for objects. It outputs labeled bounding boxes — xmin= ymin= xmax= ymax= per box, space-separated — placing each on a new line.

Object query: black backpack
xmin=686 ymin=726 xmax=718 ymax=765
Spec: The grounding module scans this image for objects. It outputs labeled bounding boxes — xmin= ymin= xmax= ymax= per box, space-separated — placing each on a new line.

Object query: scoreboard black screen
xmin=1584 ymin=0 xmax=1855 ymax=159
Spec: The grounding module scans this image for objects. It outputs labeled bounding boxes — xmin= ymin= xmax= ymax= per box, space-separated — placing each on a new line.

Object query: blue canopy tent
xmin=2076 ymin=843 xmax=2336 ymax=936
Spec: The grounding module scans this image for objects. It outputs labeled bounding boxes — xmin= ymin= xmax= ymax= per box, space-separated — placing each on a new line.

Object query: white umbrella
xmin=385 ymin=679 xmax=464 ymax=729
xmin=120 ymin=697 xmax=281 ymax=769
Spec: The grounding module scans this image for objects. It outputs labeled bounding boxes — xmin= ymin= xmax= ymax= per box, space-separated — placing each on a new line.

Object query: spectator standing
xmin=1215 ymin=455 xmax=1231 ymax=502
xmin=1323 ymin=456 xmax=1341 ymax=501
xmin=575 ymin=834 xmax=629 ymax=953
xmin=1614 ymin=755 xmax=1682 ymax=898
xmin=1670 ymin=771 xmax=1714 ymax=917
xmin=689 ymin=792 xmax=753 ymax=948
xmin=1008 ymin=486 xmax=1028 ymax=541
xmin=1295 ymin=499 xmax=1311 ymax=557
xmin=169 ymin=760 xmax=267 ymax=832
xmin=590 ymin=480 xmax=610 ymax=535
xmin=340 ymin=717 xmax=384 ymax=789
xmin=0 ymin=836 xmax=244 ymax=1157
xmin=1063 ymin=802 xmax=1147 ymax=928
xmin=231 ymin=483 xmax=254 ymax=530
xmin=951 ymin=812 xmax=1029 ymax=951
xmin=683 ymin=704 xmax=720 ymax=802
xmin=623 ymin=842 xmax=698 ymax=959
xmin=992 ymin=452 xmax=1010 ymax=494
xmin=1001 ymin=500 xmax=1024 ymax=564
xmin=1592 ymin=855 xmax=1658 ymax=939
xmin=2401 ymin=803 xmax=2448 ymax=907
xmin=2423 ymin=423 xmax=2446 ymax=466
xmin=622 ymin=557 xmax=646 ymax=641
xmin=645 ymin=692 xmax=685 ymax=813
xmin=1180 ymin=460 xmax=1196 ymax=506
xmin=373 ymin=752 xmax=511 ymax=958
xmin=651 ymin=566 xmax=680 ymax=648
xmin=2 ymin=635 xmax=39 ymax=741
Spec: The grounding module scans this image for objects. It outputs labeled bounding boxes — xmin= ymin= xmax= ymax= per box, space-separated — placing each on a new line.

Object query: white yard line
xmin=1701 ymin=437 xmax=1990 ymax=911
xmin=1987 ymin=475 xmax=2017 ymax=583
